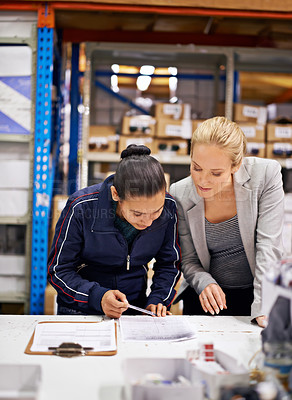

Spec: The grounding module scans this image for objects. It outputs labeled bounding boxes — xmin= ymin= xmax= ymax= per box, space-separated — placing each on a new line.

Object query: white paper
xmin=119 ymin=316 xmax=196 ymax=342
xmin=30 ymin=320 xmax=116 ymax=352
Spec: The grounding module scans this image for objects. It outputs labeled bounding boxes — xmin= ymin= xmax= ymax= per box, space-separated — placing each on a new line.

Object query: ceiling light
xmin=111 ymin=64 xmax=120 ymax=73
xmin=168 ymin=67 xmax=178 ymax=76
xmin=136 ymin=75 xmax=151 ymax=91
xmin=140 ymin=65 xmax=155 ymax=75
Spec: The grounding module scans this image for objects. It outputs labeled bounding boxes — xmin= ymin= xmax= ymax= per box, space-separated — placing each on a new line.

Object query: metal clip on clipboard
xmin=48 ymin=342 xmax=93 ymax=357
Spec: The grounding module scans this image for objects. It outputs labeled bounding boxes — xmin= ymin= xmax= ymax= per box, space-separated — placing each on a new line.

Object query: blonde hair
xmin=191 ymin=116 xmax=246 ymax=167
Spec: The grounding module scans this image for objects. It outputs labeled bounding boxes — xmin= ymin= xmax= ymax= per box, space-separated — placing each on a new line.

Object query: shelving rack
xmin=1 ymin=3 xmax=292 ymax=314
xmin=0 ymin=8 xmax=56 ymax=315
xmin=0 ymin=16 xmax=37 ymax=312
xmin=30 ymin=23 xmax=54 ymax=315
xmin=80 ymin=42 xmax=292 ymax=189
xmin=80 ymin=42 xmax=235 ymax=188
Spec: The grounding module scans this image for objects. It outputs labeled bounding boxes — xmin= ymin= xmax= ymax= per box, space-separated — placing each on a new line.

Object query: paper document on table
xmin=119 ymin=316 xmax=196 ymax=342
xmin=30 ymin=320 xmax=116 ymax=352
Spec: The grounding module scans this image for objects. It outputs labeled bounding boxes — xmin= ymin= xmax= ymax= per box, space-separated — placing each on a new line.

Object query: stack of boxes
xmin=119 ymin=115 xmax=156 ymax=153
xmin=0 ymin=45 xmax=32 ymax=302
xmin=88 ymin=101 xmax=292 ymax=162
xmin=266 ymin=118 xmax=292 ymax=159
xmin=234 ymin=103 xmax=292 ymax=161
xmin=88 ymin=102 xmax=192 ymax=158
xmin=88 ymin=125 xmax=119 ymax=153
xmin=154 ymin=103 xmax=191 ymax=157
xmin=233 ymin=103 xmax=267 ymax=158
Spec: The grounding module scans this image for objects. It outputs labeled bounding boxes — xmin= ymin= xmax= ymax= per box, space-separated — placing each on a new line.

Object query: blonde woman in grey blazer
xmin=169 ymin=116 xmax=284 ymax=327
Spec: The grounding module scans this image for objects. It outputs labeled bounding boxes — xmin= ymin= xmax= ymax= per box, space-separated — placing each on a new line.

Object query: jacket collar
xmin=233 ymin=161 xmax=251 ymax=186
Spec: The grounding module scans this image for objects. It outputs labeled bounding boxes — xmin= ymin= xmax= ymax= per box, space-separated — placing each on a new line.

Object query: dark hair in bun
xmin=114 ymin=144 xmax=166 ymax=200
xmin=121 ymin=144 xmax=151 ymax=159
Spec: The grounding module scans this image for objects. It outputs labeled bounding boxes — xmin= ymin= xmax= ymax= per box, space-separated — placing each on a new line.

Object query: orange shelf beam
xmin=0 ymin=2 xmax=292 ymax=20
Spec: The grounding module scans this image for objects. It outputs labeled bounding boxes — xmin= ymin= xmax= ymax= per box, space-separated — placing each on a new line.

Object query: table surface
xmin=0 ymin=315 xmax=263 ymax=400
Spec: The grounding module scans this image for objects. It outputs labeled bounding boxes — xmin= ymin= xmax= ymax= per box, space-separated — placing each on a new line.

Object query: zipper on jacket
xmin=126 ymin=255 xmax=130 ymax=271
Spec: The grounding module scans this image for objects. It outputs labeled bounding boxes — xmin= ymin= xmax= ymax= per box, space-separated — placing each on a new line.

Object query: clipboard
xmin=24 ymin=321 xmax=117 ymax=357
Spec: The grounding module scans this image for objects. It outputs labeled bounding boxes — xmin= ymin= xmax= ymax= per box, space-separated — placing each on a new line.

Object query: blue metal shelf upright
xmin=30 ymin=5 xmax=54 ymax=314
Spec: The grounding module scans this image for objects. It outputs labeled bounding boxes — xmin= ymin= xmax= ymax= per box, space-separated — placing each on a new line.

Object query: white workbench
xmin=0 ymin=315 xmax=262 ymax=400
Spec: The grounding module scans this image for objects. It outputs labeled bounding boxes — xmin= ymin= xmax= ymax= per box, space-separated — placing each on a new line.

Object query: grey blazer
xmin=169 ymin=157 xmax=284 ymax=320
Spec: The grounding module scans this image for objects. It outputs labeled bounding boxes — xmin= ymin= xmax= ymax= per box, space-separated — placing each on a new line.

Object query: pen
xmin=127 ymin=304 xmax=157 ymax=317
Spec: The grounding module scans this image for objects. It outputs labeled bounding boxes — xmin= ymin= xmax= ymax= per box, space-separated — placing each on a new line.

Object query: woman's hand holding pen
xmin=101 ymin=290 xmax=128 ymax=319
xmin=199 ymin=283 xmax=227 ymax=315
xmin=101 ymin=291 xmax=172 ymax=318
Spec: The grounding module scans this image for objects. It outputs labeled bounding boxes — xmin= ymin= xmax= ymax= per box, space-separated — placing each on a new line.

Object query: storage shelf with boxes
xmin=266 ymin=118 xmax=292 ymax=160
xmin=0 ymin=16 xmax=37 ymax=313
xmin=233 ymin=103 xmax=268 ymax=158
xmin=86 ymin=102 xmax=194 ymax=187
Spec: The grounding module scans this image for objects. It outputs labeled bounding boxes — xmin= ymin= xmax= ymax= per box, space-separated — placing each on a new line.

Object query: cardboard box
xmin=0 ymin=276 xmax=26 ymax=292
xmin=234 ymin=103 xmax=267 ymax=125
xmin=155 ymin=103 xmax=191 ymax=120
xmin=0 ymin=160 xmax=30 ymax=189
xmin=216 ymin=102 xmax=225 ymax=116
xmin=246 ymin=142 xmax=266 ymax=158
xmin=238 ymin=123 xmax=266 ymax=142
xmin=118 ymin=135 xmax=154 ymax=154
xmin=122 ymin=115 xmax=156 ymax=136
xmin=153 ymin=138 xmax=189 ymax=156
xmin=156 ymin=118 xmax=192 ymax=139
xmin=123 ymin=358 xmax=204 ymax=400
xmin=0 ymin=255 xmax=26 ymax=275
xmin=0 ymin=76 xmax=31 ymax=135
xmin=88 ymin=125 xmax=118 ymax=153
xmin=0 ymin=189 xmax=28 ymax=217
xmin=267 ymin=103 xmax=292 ymax=121
xmin=266 ymin=142 xmax=292 ymax=159
xmin=0 ymin=225 xmax=25 ymax=254
xmin=267 ymin=123 xmax=292 ymax=142
xmin=0 ymin=46 xmax=32 ymax=135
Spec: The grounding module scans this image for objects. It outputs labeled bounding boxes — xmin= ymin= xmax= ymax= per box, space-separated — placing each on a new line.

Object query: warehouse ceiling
xmin=53 ymin=8 xmax=292 ymax=104
xmin=55 ymin=9 xmax=292 ymax=50
xmin=3 ymin=1 xmax=292 ymax=103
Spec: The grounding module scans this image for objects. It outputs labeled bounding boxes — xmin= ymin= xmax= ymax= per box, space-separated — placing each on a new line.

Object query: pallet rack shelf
xmin=0 ymin=15 xmax=37 ymax=313
xmin=1 ymin=5 xmax=292 ymax=315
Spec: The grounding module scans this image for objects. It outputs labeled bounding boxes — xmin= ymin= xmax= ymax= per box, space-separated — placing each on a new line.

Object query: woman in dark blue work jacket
xmin=47 ymin=145 xmax=181 ymax=319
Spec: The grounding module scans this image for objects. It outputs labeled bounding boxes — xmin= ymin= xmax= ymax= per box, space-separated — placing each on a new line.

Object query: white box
xmin=0 ymin=255 xmax=26 ymax=276
xmin=0 ymin=189 xmax=29 ymax=217
xmin=0 ymin=160 xmax=30 ymax=189
xmin=0 ymin=46 xmax=32 ymax=135
xmin=0 ymin=142 xmax=30 ymax=160
xmin=267 ymin=103 xmax=292 ymax=121
xmin=191 ymin=349 xmax=250 ymax=399
xmin=0 ymin=364 xmax=41 ymax=400
xmin=0 ymin=12 xmax=37 ymax=38
xmin=0 ymin=276 xmax=26 ymax=292
xmin=123 ymin=358 xmax=204 ymax=400
xmin=0 ymin=46 xmax=32 ymax=76
xmin=0 ymin=76 xmax=31 ymax=135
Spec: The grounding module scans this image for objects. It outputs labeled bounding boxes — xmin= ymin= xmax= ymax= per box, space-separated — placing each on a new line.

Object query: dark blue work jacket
xmin=47 ymin=176 xmax=181 ymax=314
